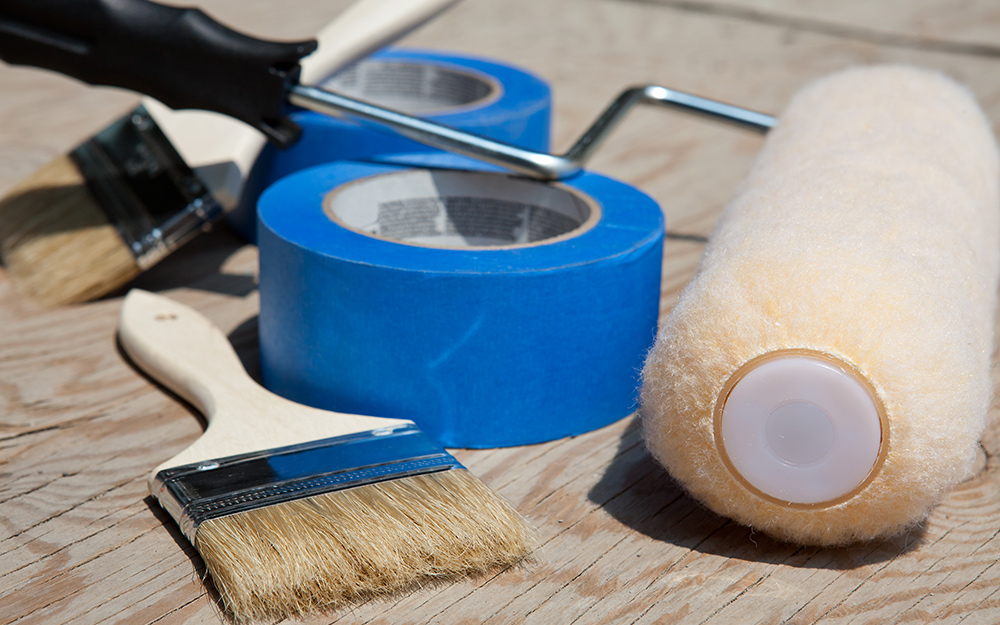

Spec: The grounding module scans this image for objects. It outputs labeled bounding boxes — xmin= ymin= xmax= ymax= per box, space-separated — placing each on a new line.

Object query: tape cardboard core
xmin=324 ymin=60 xmax=500 ymax=114
xmin=324 ymin=169 xmax=599 ymax=248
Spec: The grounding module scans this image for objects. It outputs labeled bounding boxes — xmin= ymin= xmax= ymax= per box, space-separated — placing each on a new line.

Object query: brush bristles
xmin=0 ymin=155 xmax=139 ymax=306
xmin=194 ymin=469 xmax=536 ymax=623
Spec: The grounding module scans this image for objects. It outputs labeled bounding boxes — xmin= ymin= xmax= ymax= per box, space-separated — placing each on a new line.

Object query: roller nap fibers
xmin=641 ymin=66 xmax=1000 ymax=545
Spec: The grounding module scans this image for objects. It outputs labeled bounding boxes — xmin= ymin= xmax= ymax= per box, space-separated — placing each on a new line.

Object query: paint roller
xmin=641 ymin=65 xmax=1000 ymax=546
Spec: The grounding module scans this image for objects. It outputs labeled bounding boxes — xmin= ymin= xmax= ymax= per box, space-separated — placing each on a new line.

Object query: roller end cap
xmin=714 ymin=350 xmax=888 ymax=508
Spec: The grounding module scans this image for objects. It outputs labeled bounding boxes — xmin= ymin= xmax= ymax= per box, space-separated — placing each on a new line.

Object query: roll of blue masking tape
xmin=227 ymin=48 xmax=552 ymax=241
xmin=257 ymin=160 xmax=664 ymax=448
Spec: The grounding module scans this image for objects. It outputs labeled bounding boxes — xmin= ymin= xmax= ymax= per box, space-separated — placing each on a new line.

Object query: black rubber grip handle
xmin=0 ymin=0 xmax=317 ymax=147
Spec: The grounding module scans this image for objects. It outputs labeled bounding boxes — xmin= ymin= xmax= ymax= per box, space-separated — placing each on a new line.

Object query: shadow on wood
xmin=588 ymin=416 xmax=926 ymax=569
xmin=128 ymin=225 xmax=257 ymax=299
xmin=228 ymin=315 xmax=262 ymax=384
xmin=141 ymin=496 xmax=226 ymax=617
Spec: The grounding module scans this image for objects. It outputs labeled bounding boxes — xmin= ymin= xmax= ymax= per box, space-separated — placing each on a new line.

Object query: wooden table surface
xmin=4 ymin=1 xmax=1000 ymax=623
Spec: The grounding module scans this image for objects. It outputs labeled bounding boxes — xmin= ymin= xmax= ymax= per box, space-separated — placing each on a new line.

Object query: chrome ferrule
xmin=70 ymin=105 xmax=223 ymax=270
xmin=126 ymin=194 xmax=224 ymax=269
xmin=150 ymin=424 xmax=462 ymax=543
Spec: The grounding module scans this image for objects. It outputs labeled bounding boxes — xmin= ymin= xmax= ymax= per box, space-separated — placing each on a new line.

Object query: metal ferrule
xmin=287 ymin=83 xmax=776 ymax=181
xmin=70 ymin=105 xmax=223 ymax=270
xmin=126 ymin=194 xmax=224 ymax=269
xmin=150 ymin=424 xmax=462 ymax=543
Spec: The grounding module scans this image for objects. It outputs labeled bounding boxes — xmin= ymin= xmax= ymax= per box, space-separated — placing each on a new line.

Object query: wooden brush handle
xmin=300 ymin=0 xmax=462 ymax=85
xmin=118 ymin=289 xmax=411 ymax=473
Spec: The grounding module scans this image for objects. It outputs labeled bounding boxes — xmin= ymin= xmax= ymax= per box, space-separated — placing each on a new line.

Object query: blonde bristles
xmin=0 ymin=155 xmax=139 ymax=306
xmin=194 ymin=470 xmax=536 ymax=623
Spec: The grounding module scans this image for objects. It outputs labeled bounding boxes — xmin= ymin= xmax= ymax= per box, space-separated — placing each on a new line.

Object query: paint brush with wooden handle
xmin=0 ymin=0 xmax=460 ymax=306
xmin=119 ymin=288 xmax=535 ymax=622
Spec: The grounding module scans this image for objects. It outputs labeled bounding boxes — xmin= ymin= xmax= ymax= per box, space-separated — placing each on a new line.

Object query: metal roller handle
xmin=288 ymin=83 xmax=776 ymax=180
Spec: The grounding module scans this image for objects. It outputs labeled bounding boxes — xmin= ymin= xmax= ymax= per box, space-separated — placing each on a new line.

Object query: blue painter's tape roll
xmin=227 ymin=48 xmax=552 ymax=241
xmin=257 ymin=160 xmax=664 ymax=448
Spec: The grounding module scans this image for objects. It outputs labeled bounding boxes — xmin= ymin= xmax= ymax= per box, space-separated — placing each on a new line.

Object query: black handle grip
xmin=0 ymin=0 xmax=317 ymax=147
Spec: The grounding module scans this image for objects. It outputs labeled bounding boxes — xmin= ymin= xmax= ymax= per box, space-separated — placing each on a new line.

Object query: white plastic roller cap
xmin=714 ymin=350 xmax=888 ymax=507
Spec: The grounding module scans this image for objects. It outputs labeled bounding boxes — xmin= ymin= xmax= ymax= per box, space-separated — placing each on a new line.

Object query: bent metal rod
xmin=288 ymin=83 xmax=776 ymax=181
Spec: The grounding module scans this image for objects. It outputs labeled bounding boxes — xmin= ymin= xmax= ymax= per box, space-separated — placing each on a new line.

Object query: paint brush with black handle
xmin=0 ymin=0 xmax=461 ymax=305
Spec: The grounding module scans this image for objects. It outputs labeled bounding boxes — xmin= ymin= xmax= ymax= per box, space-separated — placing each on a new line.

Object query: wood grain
xmin=626 ymin=0 xmax=1000 ymax=53
xmin=3 ymin=0 xmax=1000 ymax=623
